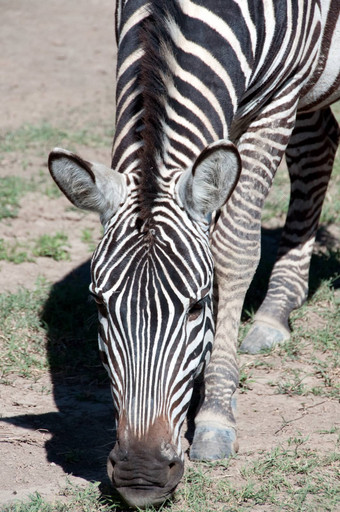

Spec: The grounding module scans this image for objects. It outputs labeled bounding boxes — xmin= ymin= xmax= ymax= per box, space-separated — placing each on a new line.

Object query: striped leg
xmin=240 ymin=107 xmax=340 ymax=354
xmin=190 ymin=95 xmax=299 ymax=460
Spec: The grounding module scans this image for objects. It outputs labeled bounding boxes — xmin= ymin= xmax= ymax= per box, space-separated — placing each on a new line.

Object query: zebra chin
xmin=107 ymin=435 xmax=184 ymax=508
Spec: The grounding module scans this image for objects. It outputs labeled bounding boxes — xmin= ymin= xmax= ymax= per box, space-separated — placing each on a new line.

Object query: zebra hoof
xmin=239 ymin=321 xmax=290 ymax=354
xmin=190 ymin=424 xmax=238 ymax=461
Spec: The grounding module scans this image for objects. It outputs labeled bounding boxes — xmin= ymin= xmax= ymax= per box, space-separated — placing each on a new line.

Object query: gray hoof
xmin=190 ymin=425 xmax=238 ymax=461
xmin=239 ymin=321 xmax=290 ymax=354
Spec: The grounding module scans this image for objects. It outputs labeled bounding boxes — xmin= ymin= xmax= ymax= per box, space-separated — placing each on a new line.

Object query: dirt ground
xmin=0 ymin=1 xmax=339 ymax=509
xmin=1 ymin=0 xmax=117 ymax=504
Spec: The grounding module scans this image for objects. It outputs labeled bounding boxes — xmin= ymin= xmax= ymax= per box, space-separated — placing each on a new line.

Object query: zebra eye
xmin=89 ymin=291 xmax=103 ymax=305
xmin=188 ymin=299 xmax=204 ymax=321
xmin=91 ymin=294 xmax=108 ymax=317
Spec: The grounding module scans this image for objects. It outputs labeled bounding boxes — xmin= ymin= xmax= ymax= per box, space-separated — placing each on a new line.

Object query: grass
xmin=0 ymin=284 xmax=48 ymax=378
xmin=274 ymin=372 xmax=307 ymax=396
xmin=0 ymin=122 xmax=112 ymax=156
xmin=33 ymin=232 xmax=71 ymax=261
xmin=81 ymin=228 xmax=97 ymax=253
xmin=0 ymin=174 xmax=62 ymax=221
xmin=0 ymin=277 xmax=100 ymax=380
xmin=246 ymin=274 xmax=340 ymax=400
xmin=238 ymin=364 xmax=255 ymax=393
xmin=2 ymin=440 xmax=339 ymax=512
xmin=0 ymin=232 xmax=71 ymax=263
xmin=0 ymin=176 xmax=37 ymax=220
xmin=235 ymin=445 xmax=340 ymax=511
xmin=175 ymin=441 xmax=339 ymax=512
xmin=1 ymin=483 xmax=114 ymax=512
xmin=0 ymin=238 xmax=33 ymax=264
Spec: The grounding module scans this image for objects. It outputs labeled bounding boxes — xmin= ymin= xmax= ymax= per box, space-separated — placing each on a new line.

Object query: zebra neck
xmin=112 ymin=0 xmax=251 ymax=217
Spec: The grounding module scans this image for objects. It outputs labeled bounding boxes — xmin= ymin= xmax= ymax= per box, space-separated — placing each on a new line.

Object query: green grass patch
xmin=0 ymin=122 xmax=112 ymax=155
xmin=275 ymin=370 xmax=307 ymax=396
xmin=0 ymin=124 xmax=69 ymax=153
xmin=0 ymin=283 xmax=49 ymax=378
xmin=0 ymin=238 xmax=33 ymax=264
xmin=0 ymin=173 xmax=62 ymax=220
xmin=172 ymin=442 xmax=339 ymax=512
xmin=238 ymin=364 xmax=255 ymax=393
xmin=0 ymin=176 xmax=37 ymax=220
xmin=1 ymin=482 xmax=120 ymax=512
xmin=234 ymin=445 xmax=340 ymax=511
xmin=81 ymin=228 xmax=97 ymax=253
xmin=266 ymin=277 xmax=340 ymax=400
xmin=0 ymin=233 xmax=72 ymax=263
xmin=33 ymin=232 xmax=71 ymax=261
xmin=0 ymin=275 xmax=101 ymax=381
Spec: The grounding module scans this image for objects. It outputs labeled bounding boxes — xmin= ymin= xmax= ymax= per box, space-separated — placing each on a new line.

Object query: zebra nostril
xmin=167 ymin=458 xmax=183 ymax=487
xmin=108 ymin=451 xmax=117 ymax=470
xmin=109 ymin=443 xmax=128 ymax=465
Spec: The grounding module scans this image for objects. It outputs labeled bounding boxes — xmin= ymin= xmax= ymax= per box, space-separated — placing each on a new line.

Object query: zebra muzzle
xmin=107 ymin=439 xmax=184 ymax=508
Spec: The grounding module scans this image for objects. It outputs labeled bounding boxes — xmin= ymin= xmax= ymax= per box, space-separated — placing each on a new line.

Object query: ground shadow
xmin=41 ymin=261 xmax=114 ymax=481
xmin=242 ymin=225 xmax=340 ymax=322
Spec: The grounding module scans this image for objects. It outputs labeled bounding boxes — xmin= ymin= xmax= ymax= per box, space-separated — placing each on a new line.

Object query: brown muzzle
xmin=107 ymin=425 xmax=184 ymax=508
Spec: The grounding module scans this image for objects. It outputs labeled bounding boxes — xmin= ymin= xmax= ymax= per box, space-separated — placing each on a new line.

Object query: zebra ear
xmin=48 ymin=148 xmax=127 ymax=224
xmin=176 ymin=140 xmax=241 ymax=220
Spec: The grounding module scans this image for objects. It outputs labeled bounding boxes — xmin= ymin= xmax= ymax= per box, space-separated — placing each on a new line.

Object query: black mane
xmin=137 ymin=1 xmax=178 ymax=222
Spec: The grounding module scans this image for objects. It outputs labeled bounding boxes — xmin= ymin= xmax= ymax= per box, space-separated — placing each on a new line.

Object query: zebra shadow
xmin=39 ymin=261 xmax=114 ymax=483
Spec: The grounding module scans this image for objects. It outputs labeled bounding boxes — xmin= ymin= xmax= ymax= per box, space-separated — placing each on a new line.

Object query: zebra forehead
xmin=92 ymin=237 xmax=212 ymax=295
xmin=91 ymin=214 xmax=213 ymax=296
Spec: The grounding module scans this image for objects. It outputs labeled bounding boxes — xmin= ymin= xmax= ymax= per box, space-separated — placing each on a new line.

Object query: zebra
xmin=48 ymin=0 xmax=340 ymax=507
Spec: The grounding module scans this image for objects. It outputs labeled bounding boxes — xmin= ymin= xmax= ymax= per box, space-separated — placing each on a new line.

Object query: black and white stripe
xmin=91 ymin=191 xmax=214 ymax=445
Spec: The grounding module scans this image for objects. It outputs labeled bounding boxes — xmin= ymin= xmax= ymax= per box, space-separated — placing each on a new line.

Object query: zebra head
xmin=48 ymin=141 xmax=240 ymax=507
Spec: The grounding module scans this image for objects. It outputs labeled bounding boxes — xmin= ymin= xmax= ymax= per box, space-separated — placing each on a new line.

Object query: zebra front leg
xmin=190 ymin=194 xmax=264 ymax=460
xmin=190 ymin=94 xmax=299 ymax=460
xmin=240 ymin=107 xmax=340 ymax=354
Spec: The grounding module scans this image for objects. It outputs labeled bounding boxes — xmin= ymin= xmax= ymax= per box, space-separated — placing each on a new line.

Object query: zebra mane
xmin=137 ymin=1 xmax=178 ymax=222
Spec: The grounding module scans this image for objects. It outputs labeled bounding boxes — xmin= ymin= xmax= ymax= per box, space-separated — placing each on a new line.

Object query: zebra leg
xmin=240 ymin=107 xmax=340 ymax=354
xmin=190 ymin=96 xmax=300 ymax=460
